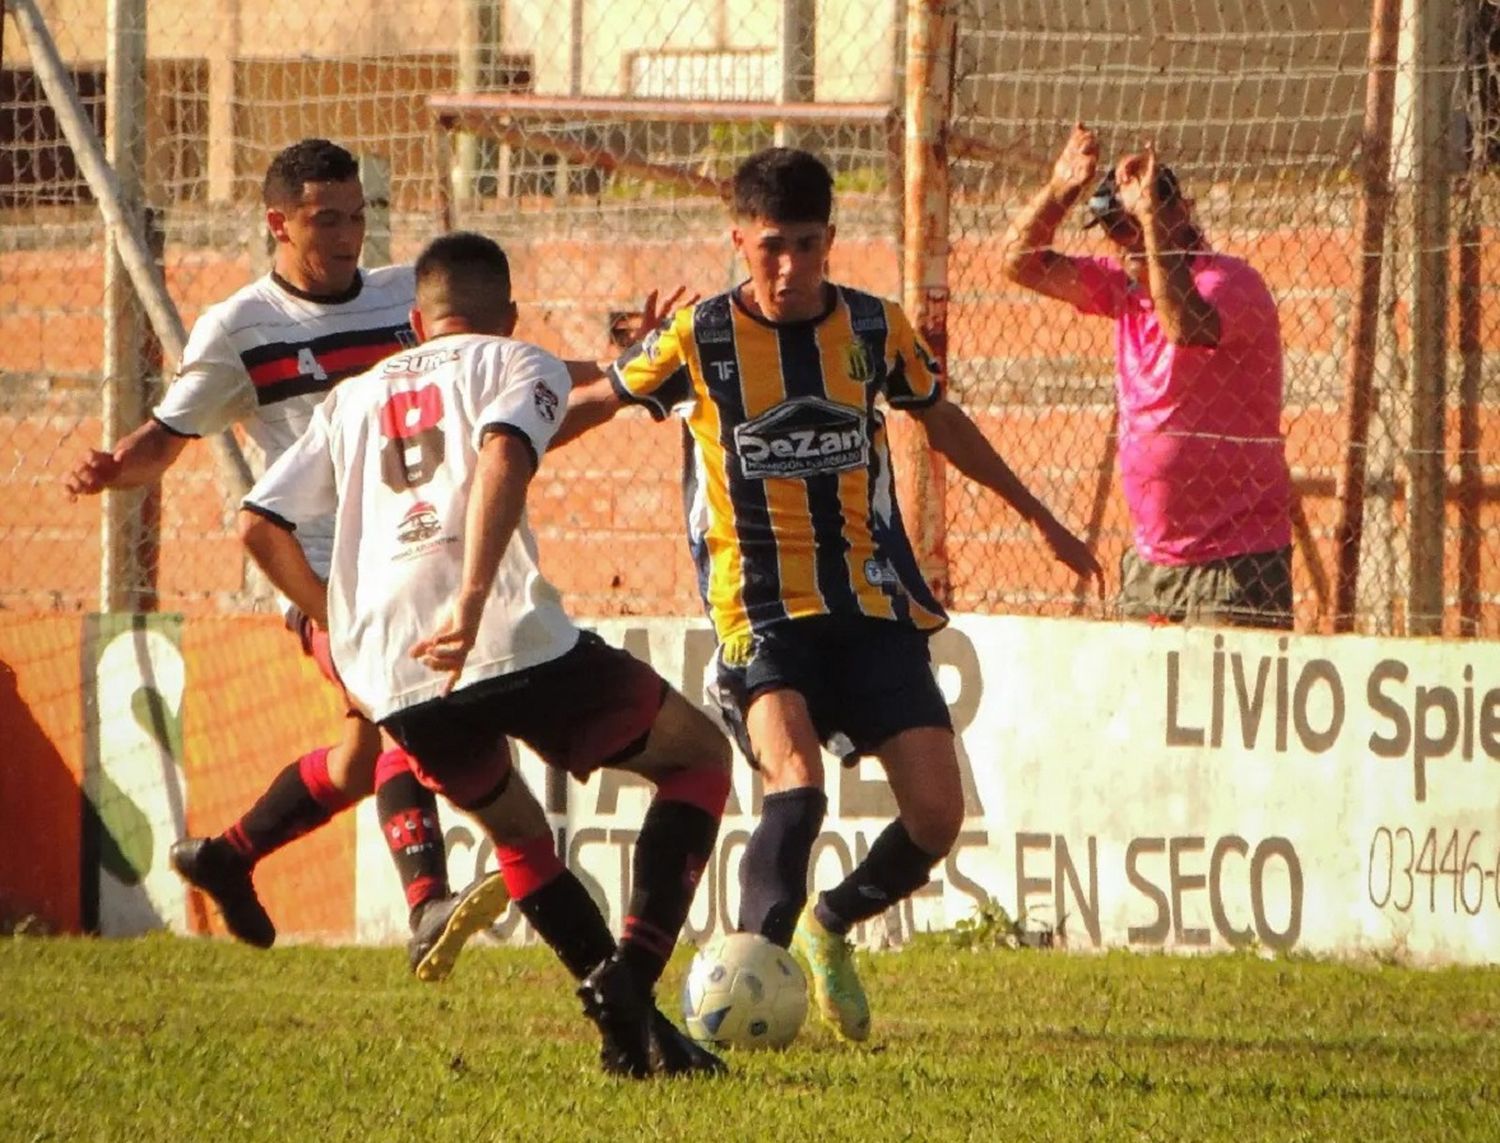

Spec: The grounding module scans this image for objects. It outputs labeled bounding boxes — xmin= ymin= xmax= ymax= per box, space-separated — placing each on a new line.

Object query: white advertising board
xmin=355 ymin=616 xmax=1500 ymax=965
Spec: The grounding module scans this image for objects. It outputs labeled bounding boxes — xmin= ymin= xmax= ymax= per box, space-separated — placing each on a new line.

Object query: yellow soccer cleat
xmin=408 ymin=870 xmax=510 ymax=983
xmin=791 ymin=908 xmax=870 ymax=1042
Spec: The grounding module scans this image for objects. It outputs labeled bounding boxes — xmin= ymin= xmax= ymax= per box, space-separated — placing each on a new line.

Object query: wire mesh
xmin=0 ymin=0 xmax=1494 ymax=634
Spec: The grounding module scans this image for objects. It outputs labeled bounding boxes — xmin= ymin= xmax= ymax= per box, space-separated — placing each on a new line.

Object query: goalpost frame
xmin=427 ymin=92 xmax=903 ymax=229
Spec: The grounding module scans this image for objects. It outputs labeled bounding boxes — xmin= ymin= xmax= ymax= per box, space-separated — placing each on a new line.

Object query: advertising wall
xmin=354 ymin=615 xmax=1500 ymax=966
xmin=7 ymin=612 xmax=1496 ymax=965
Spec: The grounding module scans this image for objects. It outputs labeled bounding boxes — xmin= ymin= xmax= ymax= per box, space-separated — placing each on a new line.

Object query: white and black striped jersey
xmin=243 ymin=334 xmax=578 ymax=720
xmin=154 ymin=265 xmax=418 ymax=579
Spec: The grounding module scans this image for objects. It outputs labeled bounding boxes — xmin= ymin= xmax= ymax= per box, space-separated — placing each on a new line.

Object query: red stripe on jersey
xmin=246 ymin=341 xmax=401 ymax=388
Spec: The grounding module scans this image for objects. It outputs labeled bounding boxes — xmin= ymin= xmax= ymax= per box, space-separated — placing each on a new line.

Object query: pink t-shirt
xmin=1073 ymin=253 xmax=1291 ymax=566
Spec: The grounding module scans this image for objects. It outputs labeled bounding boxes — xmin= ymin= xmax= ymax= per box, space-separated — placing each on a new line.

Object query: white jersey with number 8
xmin=245 ymin=333 xmax=580 ymax=720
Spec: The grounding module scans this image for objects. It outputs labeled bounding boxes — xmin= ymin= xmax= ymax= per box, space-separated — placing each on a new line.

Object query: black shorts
xmin=382 ymin=631 xmax=667 ymax=808
xmin=710 ymin=615 xmax=952 ymax=767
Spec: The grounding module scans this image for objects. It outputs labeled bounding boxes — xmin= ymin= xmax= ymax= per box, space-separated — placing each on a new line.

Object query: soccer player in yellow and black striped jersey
xmin=616 ymin=267 xmax=949 ymax=652
xmin=569 ymin=147 xmax=1100 ymax=1043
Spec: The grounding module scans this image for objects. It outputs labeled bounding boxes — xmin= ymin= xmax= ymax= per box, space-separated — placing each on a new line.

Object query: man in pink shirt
xmin=1001 ymin=124 xmax=1293 ymax=628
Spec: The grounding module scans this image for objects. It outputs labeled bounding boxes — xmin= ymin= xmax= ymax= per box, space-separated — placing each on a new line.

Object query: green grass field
xmin=4 ymin=932 xmax=1497 ymax=1142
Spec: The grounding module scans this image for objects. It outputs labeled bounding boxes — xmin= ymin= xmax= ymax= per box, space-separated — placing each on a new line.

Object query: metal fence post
xmin=897 ymin=0 xmax=955 ymax=601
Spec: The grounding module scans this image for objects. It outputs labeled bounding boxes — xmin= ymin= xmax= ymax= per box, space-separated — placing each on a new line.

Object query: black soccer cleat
xmin=170 ymin=837 xmax=275 ymax=949
xmin=650 ymin=1008 xmax=729 ymax=1077
xmin=407 ymin=871 xmax=510 ymax=983
xmin=576 ymin=953 xmax=653 ymax=1079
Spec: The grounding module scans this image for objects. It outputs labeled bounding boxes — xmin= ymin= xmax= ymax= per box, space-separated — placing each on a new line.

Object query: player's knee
xmin=653 ymin=763 xmax=731 ymax=819
xmin=325 ymin=728 xmax=382 ymax=799
xmin=390 ymin=721 xmax=511 ymax=812
xmin=470 ymin=769 xmax=550 ymax=843
xmin=325 ymin=758 xmax=375 ymax=801
xmin=932 ymin=804 xmax=964 ymax=856
xmin=906 ymin=795 xmax=963 ymax=858
xmin=757 ymin=745 xmax=823 ymax=793
xmin=441 ymin=757 xmax=515 ymax=813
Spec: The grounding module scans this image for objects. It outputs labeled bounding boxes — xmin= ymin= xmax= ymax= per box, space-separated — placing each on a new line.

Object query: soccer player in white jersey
xmin=64 ymin=139 xmax=506 ymax=979
xmin=239 ymin=232 xmax=733 ymax=1078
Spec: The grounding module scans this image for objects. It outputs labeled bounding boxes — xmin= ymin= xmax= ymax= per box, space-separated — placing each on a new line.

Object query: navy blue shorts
xmin=710 ymin=615 xmax=952 ymax=767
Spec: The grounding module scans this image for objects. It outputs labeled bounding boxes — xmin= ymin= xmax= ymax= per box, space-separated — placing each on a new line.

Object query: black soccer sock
xmin=815 ymin=819 xmax=940 ymax=935
xmin=618 ymin=770 xmax=727 ymax=990
xmin=373 ymin=751 xmax=449 ymax=922
xmin=221 ymin=748 xmax=352 ymax=866
xmin=737 ymin=786 xmax=827 ymax=948
xmin=514 ymin=866 xmax=618 ymax=981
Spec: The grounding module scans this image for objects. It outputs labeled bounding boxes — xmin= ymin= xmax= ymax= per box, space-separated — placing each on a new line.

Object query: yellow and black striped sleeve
xmin=608 ymin=308 xmax=695 ymax=421
xmin=882 ymin=302 xmax=944 ymax=409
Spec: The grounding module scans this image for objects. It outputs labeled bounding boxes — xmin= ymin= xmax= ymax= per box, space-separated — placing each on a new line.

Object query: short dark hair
xmin=262 ymin=139 xmax=360 ymax=207
xmin=731 ymin=147 xmax=834 ymax=224
xmin=414 ymin=231 xmax=513 ymax=329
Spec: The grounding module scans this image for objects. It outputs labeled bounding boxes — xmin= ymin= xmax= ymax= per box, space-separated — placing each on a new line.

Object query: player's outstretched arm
xmin=551 ymin=376 xmax=626 ymax=451
xmin=560 ymin=285 xmax=697 ymax=388
xmin=64 ymin=420 xmax=189 ymax=497
xmin=912 ymin=397 xmax=1103 ymax=587
xmin=238 ymin=507 xmax=330 ymax=627
xmin=556 ymin=286 xmax=693 ymax=451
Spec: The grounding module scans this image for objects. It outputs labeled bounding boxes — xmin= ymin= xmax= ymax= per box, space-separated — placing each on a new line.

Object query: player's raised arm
xmin=553 ymin=289 xmax=696 ymax=450
xmin=560 ymin=285 xmax=697 ymax=388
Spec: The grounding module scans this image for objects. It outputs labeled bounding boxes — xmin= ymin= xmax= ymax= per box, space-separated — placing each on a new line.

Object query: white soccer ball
xmin=680 ymin=932 xmax=809 ymax=1050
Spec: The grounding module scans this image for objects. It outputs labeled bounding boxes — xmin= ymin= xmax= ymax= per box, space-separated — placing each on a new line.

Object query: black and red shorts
xmin=381 ymin=631 xmax=668 ymax=808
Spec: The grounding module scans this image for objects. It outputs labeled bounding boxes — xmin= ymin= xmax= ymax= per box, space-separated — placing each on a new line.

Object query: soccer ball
xmin=680 ymin=932 xmax=808 ymax=1050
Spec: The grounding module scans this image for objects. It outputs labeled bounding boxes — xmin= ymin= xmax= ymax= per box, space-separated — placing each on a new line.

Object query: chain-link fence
xmin=946 ymin=0 xmax=1499 ymax=638
xmin=2 ymin=0 xmax=1496 ymax=635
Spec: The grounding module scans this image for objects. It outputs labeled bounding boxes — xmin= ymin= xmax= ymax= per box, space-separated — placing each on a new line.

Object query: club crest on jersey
xmin=843 ymin=339 xmax=873 ymax=383
xmin=694 ymin=297 xmax=734 ymax=344
xmin=733 ymin=396 xmax=869 ymax=480
xmin=533 ymin=380 xmax=559 ymax=423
